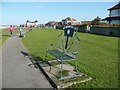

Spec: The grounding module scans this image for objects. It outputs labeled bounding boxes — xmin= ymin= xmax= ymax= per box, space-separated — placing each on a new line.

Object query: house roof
xmin=71 ymin=22 xmax=80 ymax=25
xmin=62 ymin=17 xmax=76 ymax=21
xmin=108 ymin=3 xmax=120 ymax=10
xmin=102 ymin=16 xmax=120 ymax=21
xmin=26 ymin=20 xmax=38 ymax=23
xmin=81 ymin=21 xmax=92 ymax=25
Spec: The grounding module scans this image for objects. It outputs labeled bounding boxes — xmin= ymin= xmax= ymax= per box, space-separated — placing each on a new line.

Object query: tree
xmin=92 ymin=16 xmax=101 ymax=25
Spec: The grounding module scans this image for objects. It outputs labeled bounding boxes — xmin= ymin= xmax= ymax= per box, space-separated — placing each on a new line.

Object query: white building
xmin=26 ymin=20 xmax=38 ymax=27
xmin=103 ymin=2 xmax=120 ymax=24
xmin=61 ymin=17 xmax=80 ymax=26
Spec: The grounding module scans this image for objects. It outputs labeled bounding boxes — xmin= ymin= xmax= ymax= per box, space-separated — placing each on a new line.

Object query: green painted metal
xmin=45 ymin=27 xmax=80 ymax=80
xmin=47 ymin=50 xmax=75 ymax=61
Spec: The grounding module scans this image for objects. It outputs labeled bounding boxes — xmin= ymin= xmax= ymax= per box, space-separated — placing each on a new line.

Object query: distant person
xmin=19 ymin=25 xmax=22 ymax=36
xmin=54 ymin=25 xmax=56 ymax=29
xmin=87 ymin=25 xmax=90 ymax=33
xmin=9 ymin=25 xmax=14 ymax=37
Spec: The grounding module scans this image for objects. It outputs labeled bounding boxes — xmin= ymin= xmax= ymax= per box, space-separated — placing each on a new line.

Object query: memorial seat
xmin=45 ymin=26 xmax=80 ymax=80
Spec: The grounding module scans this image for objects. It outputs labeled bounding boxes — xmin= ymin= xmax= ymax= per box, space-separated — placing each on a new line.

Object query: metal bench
xmin=45 ymin=26 xmax=80 ymax=80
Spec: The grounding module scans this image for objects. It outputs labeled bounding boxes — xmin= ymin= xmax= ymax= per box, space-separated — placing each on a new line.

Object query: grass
xmin=57 ymin=70 xmax=69 ymax=77
xmin=22 ymin=28 xmax=119 ymax=88
xmin=2 ymin=28 xmax=18 ymax=44
xmin=2 ymin=28 xmax=26 ymax=44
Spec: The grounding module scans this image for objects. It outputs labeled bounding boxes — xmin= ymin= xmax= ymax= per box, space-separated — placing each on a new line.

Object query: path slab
xmin=38 ymin=60 xmax=92 ymax=88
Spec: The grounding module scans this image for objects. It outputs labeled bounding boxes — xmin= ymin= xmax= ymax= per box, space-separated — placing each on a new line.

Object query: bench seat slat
xmin=46 ymin=50 xmax=75 ymax=61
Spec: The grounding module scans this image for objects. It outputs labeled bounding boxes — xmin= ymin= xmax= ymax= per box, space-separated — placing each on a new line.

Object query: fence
xmin=77 ymin=26 xmax=120 ymax=37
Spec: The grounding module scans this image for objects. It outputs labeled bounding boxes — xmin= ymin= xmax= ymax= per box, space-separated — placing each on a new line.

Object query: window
xmin=110 ymin=9 xmax=120 ymax=16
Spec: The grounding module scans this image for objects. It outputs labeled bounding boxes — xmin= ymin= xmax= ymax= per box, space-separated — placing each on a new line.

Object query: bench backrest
xmin=63 ymin=27 xmax=75 ymax=49
xmin=64 ymin=27 xmax=75 ymax=37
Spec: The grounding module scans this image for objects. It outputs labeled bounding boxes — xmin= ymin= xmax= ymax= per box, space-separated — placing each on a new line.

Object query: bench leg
xmin=60 ymin=60 xmax=63 ymax=79
xmin=49 ymin=66 xmax=52 ymax=72
xmin=44 ymin=52 xmax=48 ymax=60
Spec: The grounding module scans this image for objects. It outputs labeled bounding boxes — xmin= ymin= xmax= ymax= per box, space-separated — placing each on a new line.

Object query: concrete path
xmin=2 ymin=35 xmax=52 ymax=88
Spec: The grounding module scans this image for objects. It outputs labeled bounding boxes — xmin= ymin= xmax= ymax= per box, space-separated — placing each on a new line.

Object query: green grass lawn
xmin=22 ymin=28 xmax=119 ymax=88
xmin=2 ymin=28 xmax=26 ymax=44
xmin=2 ymin=28 xmax=18 ymax=44
xmin=2 ymin=29 xmax=10 ymax=44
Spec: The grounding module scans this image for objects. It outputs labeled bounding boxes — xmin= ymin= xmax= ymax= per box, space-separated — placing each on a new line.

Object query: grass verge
xmin=22 ymin=28 xmax=118 ymax=88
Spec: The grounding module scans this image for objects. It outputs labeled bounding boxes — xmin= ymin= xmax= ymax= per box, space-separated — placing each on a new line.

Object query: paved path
xmin=2 ymin=35 xmax=52 ymax=88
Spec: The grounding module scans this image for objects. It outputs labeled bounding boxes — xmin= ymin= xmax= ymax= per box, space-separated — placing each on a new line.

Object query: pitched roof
xmin=62 ymin=17 xmax=76 ymax=21
xmin=71 ymin=22 xmax=80 ymax=25
xmin=26 ymin=20 xmax=38 ymax=23
xmin=81 ymin=21 xmax=92 ymax=25
xmin=108 ymin=3 xmax=120 ymax=10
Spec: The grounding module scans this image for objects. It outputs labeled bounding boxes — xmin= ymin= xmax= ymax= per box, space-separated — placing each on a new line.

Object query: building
xmin=26 ymin=20 xmax=38 ymax=27
xmin=81 ymin=21 xmax=92 ymax=25
xmin=103 ymin=2 xmax=120 ymax=24
xmin=61 ymin=17 xmax=80 ymax=26
xmin=45 ymin=21 xmax=56 ymax=27
xmin=0 ymin=25 xmax=9 ymax=29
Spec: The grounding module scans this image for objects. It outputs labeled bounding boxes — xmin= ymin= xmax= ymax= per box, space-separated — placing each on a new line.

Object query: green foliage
xmin=22 ymin=28 xmax=118 ymax=88
xmin=92 ymin=16 xmax=101 ymax=25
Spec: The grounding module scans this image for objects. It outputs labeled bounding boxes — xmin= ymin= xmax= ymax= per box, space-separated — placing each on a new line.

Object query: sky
xmin=1 ymin=2 xmax=118 ymax=25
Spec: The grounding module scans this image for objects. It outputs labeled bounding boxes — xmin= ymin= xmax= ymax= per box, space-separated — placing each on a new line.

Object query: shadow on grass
xmin=21 ymin=51 xmax=43 ymax=60
xmin=31 ymin=54 xmax=44 ymax=62
xmin=2 ymin=35 xmax=11 ymax=37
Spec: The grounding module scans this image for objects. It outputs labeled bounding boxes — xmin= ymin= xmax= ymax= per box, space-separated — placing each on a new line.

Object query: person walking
xmin=86 ymin=25 xmax=91 ymax=33
xmin=9 ymin=25 xmax=14 ymax=37
xmin=19 ymin=25 xmax=22 ymax=36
